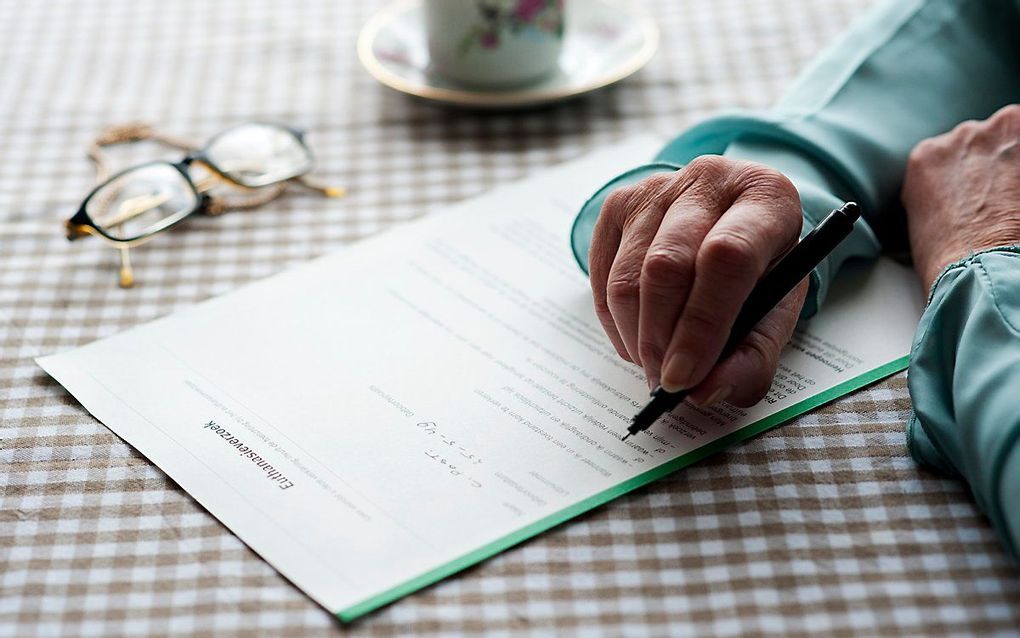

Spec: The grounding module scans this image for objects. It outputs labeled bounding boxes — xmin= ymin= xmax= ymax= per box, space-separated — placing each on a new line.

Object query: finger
xmin=660 ymin=180 xmax=801 ymax=392
xmin=592 ymin=175 xmax=677 ymax=363
xmin=637 ymin=194 xmax=725 ymax=387
xmin=687 ymin=279 xmax=808 ymax=407
xmin=589 ymin=187 xmax=632 ymax=361
xmin=606 ymin=197 xmax=676 ymax=366
xmin=985 ymin=103 xmax=1020 ymax=139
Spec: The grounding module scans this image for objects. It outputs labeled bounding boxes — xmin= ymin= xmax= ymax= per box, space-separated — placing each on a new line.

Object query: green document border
xmin=337 ymin=354 xmax=911 ymax=622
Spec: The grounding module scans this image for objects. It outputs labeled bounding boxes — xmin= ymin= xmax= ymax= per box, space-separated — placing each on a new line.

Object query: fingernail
xmin=646 ymin=374 xmax=659 ymax=391
xmin=660 ymin=354 xmax=694 ymax=392
xmin=692 ymin=385 xmax=733 ymax=408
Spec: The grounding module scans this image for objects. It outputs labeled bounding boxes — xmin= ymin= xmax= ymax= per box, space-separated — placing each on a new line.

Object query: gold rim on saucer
xmin=357 ymin=0 xmax=660 ymax=109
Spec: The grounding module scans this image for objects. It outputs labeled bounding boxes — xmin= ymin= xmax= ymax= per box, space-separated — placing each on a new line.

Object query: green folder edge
xmin=337 ymin=354 xmax=911 ymax=621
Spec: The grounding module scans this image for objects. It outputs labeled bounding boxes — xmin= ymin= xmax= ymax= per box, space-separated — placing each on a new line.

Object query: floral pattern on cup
xmin=459 ymin=0 xmax=564 ymax=54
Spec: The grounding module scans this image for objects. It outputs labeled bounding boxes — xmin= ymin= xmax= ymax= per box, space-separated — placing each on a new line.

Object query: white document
xmin=38 ymin=137 xmax=925 ymax=620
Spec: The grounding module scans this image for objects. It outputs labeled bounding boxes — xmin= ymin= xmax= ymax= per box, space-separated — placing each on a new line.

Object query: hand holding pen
xmin=589 ymin=157 xmax=813 ymax=413
xmin=626 ymin=201 xmax=860 ymax=438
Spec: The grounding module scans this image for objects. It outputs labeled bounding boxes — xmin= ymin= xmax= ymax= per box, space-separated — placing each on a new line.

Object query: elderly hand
xmin=589 ymin=156 xmax=808 ymax=407
xmin=903 ymin=104 xmax=1020 ymax=290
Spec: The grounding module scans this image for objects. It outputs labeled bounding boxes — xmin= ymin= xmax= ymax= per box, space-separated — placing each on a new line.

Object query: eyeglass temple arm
xmin=88 ymin=122 xmax=201 ymax=181
xmin=64 ymin=223 xmax=138 ymax=288
xmin=293 ymin=175 xmax=346 ymax=198
xmin=91 ymin=193 xmax=173 ymax=230
xmin=118 ymin=246 xmax=134 ymax=288
xmin=201 ymin=157 xmax=346 ymax=199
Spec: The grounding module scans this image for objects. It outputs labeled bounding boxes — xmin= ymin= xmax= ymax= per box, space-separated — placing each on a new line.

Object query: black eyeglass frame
xmin=66 ymin=122 xmax=314 ymax=247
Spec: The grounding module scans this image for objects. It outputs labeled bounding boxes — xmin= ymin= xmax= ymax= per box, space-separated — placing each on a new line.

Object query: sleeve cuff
xmin=907 ymin=247 xmax=1020 ymax=561
xmin=570 ymin=114 xmax=883 ymax=319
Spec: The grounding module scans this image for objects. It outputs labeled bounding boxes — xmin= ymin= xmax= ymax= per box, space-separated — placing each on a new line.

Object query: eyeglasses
xmin=65 ymin=122 xmax=345 ymax=287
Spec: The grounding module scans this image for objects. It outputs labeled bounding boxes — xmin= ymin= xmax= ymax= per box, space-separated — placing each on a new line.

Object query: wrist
xmin=918 ymin=251 xmax=965 ymax=292
xmin=921 ymin=242 xmax=1020 ymax=292
xmin=916 ymin=231 xmax=1020 ymax=291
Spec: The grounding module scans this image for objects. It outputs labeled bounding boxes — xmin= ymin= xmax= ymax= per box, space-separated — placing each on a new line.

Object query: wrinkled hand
xmin=589 ymin=156 xmax=808 ymax=408
xmin=903 ymin=104 xmax=1020 ymax=290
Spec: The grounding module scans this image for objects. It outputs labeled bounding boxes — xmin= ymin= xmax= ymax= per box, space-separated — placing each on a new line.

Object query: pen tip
xmin=622 ymin=433 xmax=631 ymax=442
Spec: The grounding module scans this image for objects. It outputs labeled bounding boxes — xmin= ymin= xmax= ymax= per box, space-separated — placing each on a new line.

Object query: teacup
xmin=424 ymin=0 xmax=566 ymax=89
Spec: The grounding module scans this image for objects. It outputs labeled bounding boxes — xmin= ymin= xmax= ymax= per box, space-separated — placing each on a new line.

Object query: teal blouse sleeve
xmin=908 ymin=248 xmax=1020 ymax=560
xmin=571 ymin=0 xmax=1020 ymax=316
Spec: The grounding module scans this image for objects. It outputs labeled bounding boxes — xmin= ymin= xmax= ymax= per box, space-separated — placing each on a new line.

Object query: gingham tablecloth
xmin=2 ymin=0 xmax=1019 ymax=636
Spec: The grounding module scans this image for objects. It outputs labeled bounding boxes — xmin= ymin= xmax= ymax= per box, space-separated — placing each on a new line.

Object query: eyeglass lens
xmin=85 ymin=163 xmax=198 ymax=241
xmin=203 ymin=123 xmax=313 ymax=188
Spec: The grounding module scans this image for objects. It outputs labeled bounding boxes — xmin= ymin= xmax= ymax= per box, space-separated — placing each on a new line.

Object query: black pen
xmin=622 ymin=201 xmax=862 ymax=441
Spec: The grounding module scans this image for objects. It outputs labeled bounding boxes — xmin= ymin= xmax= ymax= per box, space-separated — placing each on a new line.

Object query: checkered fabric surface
xmin=2 ymin=0 xmax=1019 ymax=635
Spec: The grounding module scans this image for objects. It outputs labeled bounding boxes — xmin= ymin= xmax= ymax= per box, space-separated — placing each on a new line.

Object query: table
xmin=2 ymin=0 xmax=1019 ymax=635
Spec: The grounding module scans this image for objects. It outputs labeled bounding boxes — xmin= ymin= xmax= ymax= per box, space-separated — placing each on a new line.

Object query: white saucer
xmin=357 ymin=0 xmax=659 ymax=109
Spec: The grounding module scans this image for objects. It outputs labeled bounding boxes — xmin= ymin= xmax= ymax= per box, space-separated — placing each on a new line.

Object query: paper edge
xmin=34 ymin=353 xmax=345 ymax=613
xmin=335 ymin=354 xmax=911 ymax=621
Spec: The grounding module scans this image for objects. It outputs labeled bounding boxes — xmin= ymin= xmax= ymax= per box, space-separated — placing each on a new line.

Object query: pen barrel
xmin=722 ymin=202 xmax=860 ymax=356
xmin=629 ymin=203 xmax=860 ymax=437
